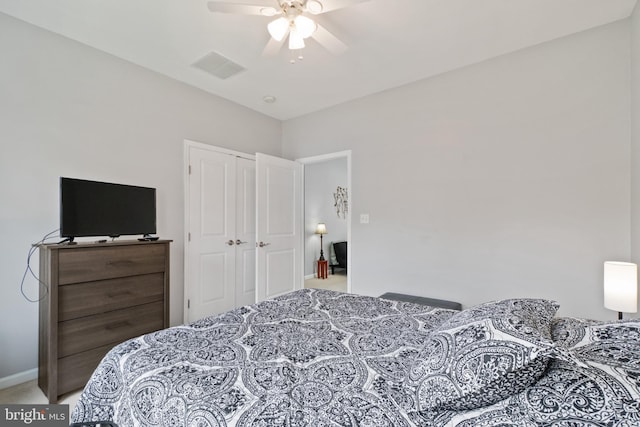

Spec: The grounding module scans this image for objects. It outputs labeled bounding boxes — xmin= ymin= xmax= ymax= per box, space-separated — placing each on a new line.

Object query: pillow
xmin=553 ymin=319 xmax=640 ymax=371
xmin=407 ymin=298 xmax=562 ymax=411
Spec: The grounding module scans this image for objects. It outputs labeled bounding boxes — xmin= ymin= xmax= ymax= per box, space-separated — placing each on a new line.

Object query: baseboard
xmin=304 ymin=274 xmax=315 ymax=280
xmin=0 ymin=368 xmax=38 ymax=390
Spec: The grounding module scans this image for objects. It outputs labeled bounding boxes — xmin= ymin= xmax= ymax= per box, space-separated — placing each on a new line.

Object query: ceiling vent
xmin=192 ymin=51 xmax=246 ymax=79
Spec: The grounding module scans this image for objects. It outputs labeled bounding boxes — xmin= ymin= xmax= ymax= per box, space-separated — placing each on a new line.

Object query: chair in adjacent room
xmin=330 ymin=241 xmax=347 ymax=274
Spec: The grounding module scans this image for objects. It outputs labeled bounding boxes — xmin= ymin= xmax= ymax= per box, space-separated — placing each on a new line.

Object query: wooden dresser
xmin=38 ymin=240 xmax=171 ymax=403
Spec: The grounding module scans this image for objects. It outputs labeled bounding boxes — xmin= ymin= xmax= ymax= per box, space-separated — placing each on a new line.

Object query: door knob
xmin=236 ymin=240 xmax=247 ymax=245
xmin=226 ymin=240 xmax=235 ymax=246
xmin=258 ymin=241 xmax=270 ymax=247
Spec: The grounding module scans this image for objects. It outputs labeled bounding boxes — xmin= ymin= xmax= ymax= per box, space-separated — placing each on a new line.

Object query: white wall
xmin=631 ymin=6 xmax=640 ymax=270
xmin=0 ymin=13 xmax=281 ymax=380
xmin=283 ymin=21 xmax=632 ymax=320
xmin=304 ymin=158 xmax=348 ymax=276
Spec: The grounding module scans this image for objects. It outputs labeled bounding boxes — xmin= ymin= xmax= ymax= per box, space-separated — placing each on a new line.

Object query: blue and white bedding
xmin=71 ymin=289 xmax=640 ymax=426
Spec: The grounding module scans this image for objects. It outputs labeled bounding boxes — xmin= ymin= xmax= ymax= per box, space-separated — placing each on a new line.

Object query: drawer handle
xmin=107 ymin=290 xmax=132 ymax=299
xmin=105 ymin=320 xmax=131 ymax=331
xmin=107 ymin=260 xmax=134 ymax=267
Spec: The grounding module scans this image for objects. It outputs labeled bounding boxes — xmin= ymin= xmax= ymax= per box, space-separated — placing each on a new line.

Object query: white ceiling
xmin=0 ymin=0 xmax=637 ymax=120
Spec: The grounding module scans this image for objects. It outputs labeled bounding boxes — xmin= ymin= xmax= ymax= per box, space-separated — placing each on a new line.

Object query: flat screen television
xmin=60 ymin=177 xmax=156 ymax=240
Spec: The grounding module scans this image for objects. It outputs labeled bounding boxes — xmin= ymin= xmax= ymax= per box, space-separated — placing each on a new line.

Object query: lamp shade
xmin=267 ymin=17 xmax=290 ymax=42
xmin=315 ymin=223 xmax=327 ymax=235
xmin=604 ymin=261 xmax=638 ymax=314
xmin=288 ymin=28 xmax=305 ymax=50
xmin=294 ymin=15 xmax=317 ymax=38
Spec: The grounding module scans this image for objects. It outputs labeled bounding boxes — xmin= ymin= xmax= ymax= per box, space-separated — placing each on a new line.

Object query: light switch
xmin=360 ymin=214 xmax=369 ymax=224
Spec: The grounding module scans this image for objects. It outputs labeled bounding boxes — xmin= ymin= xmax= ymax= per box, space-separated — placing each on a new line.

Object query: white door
xmin=256 ymin=153 xmax=303 ymax=302
xmin=186 ymin=146 xmax=259 ymax=322
xmin=235 ymin=157 xmax=257 ymax=307
xmin=187 ymin=147 xmax=237 ymax=322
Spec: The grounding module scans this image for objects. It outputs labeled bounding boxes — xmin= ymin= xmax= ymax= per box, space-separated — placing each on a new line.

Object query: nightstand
xmin=317 ymin=259 xmax=328 ymax=279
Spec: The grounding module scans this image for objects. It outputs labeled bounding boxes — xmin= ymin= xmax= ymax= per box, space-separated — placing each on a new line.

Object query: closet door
xmin=187 ymin=147 xmax=237 ymax=322
xmin=235 ymin=157 xmax=256 ymax=307
xmin=185 ymin=143 xmax=301 ymax=321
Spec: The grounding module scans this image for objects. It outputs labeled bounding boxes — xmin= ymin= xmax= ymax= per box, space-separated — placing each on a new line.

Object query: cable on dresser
xmin=21 ymin=228 xmax=60 ymax=302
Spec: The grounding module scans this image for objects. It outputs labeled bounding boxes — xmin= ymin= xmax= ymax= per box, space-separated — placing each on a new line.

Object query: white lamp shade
xmin=267 ymin=17 xmax=290 ymax=41
xmin=315 ymin=223 xmax=327 ymax=235
xmin=604 ymin=261 xmax=638 ymax=313
xmin=294 ymin=15 xmax=317 ymax=38
xmin=288 ymin=29 xmax=305 ymax=50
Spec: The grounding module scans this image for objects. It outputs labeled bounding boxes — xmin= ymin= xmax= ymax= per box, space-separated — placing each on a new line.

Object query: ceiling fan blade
xmin=262 ymin=36 xmax=286 ymax=56
xmin=310 ymin=0 xmax=370 ymax=14
xmin=207 ymin=2 xmax=274 ymax=15
xmin=311 ymin=24 xmax=347 ymax=55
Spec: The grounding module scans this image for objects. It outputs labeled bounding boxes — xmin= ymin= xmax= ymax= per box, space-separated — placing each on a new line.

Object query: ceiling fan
xmin=207 ymin=0 xmax=369 ymax=56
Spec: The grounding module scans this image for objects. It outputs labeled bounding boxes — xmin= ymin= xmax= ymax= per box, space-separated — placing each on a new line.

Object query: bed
xmin=70 ymin=288 xmax=640 ymax=426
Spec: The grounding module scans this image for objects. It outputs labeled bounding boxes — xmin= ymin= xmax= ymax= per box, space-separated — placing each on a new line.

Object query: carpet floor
xmin=304 ymin=272 xmax=348 ymax=292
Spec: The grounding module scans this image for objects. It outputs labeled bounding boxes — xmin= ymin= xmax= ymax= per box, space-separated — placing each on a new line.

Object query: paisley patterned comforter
xmin=71 ymin=289 xmax=640 ymax=426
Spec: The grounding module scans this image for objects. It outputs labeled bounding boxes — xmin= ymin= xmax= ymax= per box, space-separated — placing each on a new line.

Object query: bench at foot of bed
xmin=379 ymin=292 xmax=462 ymax=311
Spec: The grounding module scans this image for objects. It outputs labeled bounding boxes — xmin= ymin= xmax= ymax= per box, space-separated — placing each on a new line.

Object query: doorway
xmin=298 ymin=151 xmax=351 ymax=294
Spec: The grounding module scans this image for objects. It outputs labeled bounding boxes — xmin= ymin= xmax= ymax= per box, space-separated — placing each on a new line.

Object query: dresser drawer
xmin=58 ymin=273 xmax=164 ymax=321
xmin=57 ymin=343 xmax=115 ymax=396
xmin=58 ymin=244 xmax=166 ymax=285
xmin=58 ymin=301 xmax=164 ymax=357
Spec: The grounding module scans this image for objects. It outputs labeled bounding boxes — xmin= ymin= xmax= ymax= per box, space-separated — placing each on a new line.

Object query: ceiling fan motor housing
xmin=281 ymin=1 xmax=305 ymax=18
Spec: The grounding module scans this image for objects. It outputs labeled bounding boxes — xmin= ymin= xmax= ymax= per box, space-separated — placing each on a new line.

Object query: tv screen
xmin=60 ymin=177 xmax=156 ymax=238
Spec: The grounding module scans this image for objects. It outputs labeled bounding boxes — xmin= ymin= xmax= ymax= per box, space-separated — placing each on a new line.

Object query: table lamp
xmin=604 ymin=261 xmax=638 ymax=320
xmin=315 ymin=223 xmax=327 ymax=261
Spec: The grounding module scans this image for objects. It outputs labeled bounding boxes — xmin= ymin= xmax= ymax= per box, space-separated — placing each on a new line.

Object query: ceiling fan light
xmin=268 ymin=17 xmax=290 ymax=41
xmin=288 ymin=29 xmax=305 ymax=50
xmin=294 ymin=15 xmax=317 ymax=38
